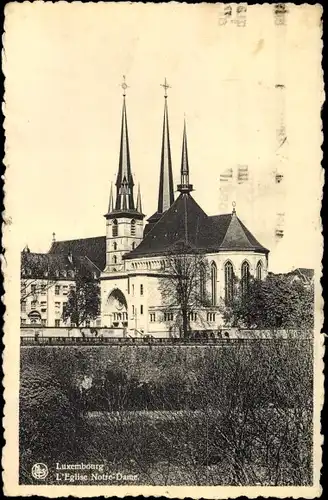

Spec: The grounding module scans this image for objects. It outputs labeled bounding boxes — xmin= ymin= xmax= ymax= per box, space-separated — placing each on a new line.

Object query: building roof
xmin=49 ymin=236 xmax=106 ymax=271
xmin=21 ymin=251 xmax=99 ymax=279
xmin=125 ymin=193 xmax=269 ymax=259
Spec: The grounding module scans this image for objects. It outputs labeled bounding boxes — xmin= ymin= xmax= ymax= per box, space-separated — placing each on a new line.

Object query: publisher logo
xmin=31 ymin=463 xmax=48 ymax=480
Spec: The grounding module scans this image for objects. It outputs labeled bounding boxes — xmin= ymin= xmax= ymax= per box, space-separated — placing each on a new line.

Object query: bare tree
xmin=158 ymin=242 xmax=211 ymax=338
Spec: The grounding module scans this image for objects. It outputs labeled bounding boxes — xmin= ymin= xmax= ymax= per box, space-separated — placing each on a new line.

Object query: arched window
xmin=256 ymin=260 xmax=263 ymax=280
xmin=113 ymin=242 xmax=117 ymax=250
xmin=211 ymin=262 xmax=217 ymax=306
xmin=200 ymin=264 xmax=206 ymax=302
xmin=224 ymin=261 xmax=234 ymax=305
xmin=241 ymin=261 xmax=250 ymax=297
xmin=112 ymin=219 xmax=118 ymax=237
xmin=131 ymin=219 xmax=136 ymax=236
xmin=113 ymin=255 xmax=117 ymax=264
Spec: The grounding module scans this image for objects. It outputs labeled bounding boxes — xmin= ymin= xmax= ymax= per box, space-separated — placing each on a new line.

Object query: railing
xmin=20 ymin=336 xmax=311 ymax=346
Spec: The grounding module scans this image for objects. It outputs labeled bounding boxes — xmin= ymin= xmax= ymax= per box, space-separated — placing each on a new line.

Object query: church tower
xmin=104 ymin=77 xmax=144 ymax=272
xmin=145 ymin=78 xmax=174 ymax=235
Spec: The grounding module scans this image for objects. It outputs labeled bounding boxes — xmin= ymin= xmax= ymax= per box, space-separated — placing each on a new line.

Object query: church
xmin=99 ymin=80 xmax=269 ymax=336
xmin=22 ymin=79 xmax=269 ymax=334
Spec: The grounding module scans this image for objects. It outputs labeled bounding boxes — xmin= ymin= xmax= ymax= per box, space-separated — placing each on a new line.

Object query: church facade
xmin=100 ymin=85 xmax=269 ymax=336
xmin=21 ymin=81 xmax=269 ymax=333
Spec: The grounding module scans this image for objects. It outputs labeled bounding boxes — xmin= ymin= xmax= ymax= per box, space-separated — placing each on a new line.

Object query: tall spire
xmin=136 ymin=183 xmax=143 ymax=213
xmin=115 ymin=76 xmax=135 ymax=211
xmin=177 ymin=118 xmax=193 ymax=193
xmin=158 ymin=78 xmax=174 ymax=213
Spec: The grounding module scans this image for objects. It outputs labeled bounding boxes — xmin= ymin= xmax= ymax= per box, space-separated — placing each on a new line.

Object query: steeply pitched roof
xmin=49 ymin=236 xmax=106 ymax=271
xmin=21 ymin=251 xmax=98 ymax=279
xmin=125 ymin=193 xmax=268 ymax=259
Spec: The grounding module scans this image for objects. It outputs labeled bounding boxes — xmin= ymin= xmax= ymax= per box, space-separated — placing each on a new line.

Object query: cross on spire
xmin=161 ymin=77 xmax=171 ymax=98
xmin=121 ymin=75 xmax=129 ymax=97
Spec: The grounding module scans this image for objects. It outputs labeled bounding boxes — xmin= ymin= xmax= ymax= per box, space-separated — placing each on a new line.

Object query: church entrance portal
xmin=105 ymin=288 xmax=128 ymax=329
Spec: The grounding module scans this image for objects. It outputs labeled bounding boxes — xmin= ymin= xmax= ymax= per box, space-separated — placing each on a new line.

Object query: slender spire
xmin=108 ymin=182 xmax=114 ymax=213
xmin=115 ymin=76 xmax=135 ymax=211
xmin=232 ymin=201 xmax=236 ymax=215
xmin=136 ymin=183 xmax=143 ymax=213
xmin=158 ymin=79 xmax=174 ymax=213
xmin=177 ymin=118 xmax=193 ymax=193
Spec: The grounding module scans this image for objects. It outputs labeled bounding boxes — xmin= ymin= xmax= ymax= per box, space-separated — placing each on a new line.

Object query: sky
xmin=4 ymin=3 xmax=323 ymax=273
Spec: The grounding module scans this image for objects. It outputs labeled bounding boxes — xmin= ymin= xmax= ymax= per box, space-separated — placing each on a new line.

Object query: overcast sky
xmin=4 ymin=3 xmax=323 ymax=273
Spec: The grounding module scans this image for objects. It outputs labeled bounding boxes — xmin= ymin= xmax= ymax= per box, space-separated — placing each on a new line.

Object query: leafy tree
xmin=220 ymin=273 xmax=314 ymax=330
xmin=62 ymin=268 xmax=100 ymax=327
xmin=158 ymin=242 xmax=210 ymax=338
xmin=20 ymin=249 xmax=56 ymax=304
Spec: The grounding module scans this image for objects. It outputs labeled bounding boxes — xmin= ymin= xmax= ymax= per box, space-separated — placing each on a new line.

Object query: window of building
xmin=41 ymin=319 xmax=47 ymax=327
xmin=164 ymin=312 xmax=174 ymax=321
xmin=55 ymin=319 xmax=60 ymax=327
xmin=150 ymin=313 xmax=156 ymax=322
xmin=31 ymin=300 xmax=37 ymax=309
xmin=200 ymin=264 xmax=206 ymax=301
xmin=112 ymin=219 xmax=118 ymax=237
xmin=113 ymin=242 xmax=117 ymax=250
xmin=131 ymin=219 xmax=136 ymax=236
xmin=256 ymin=261 xmax=263 ymax=280
xmin=140 ymin=305 xmax=144 ymax=315
xmin=113 ymin=255 xmax=117 ymax=264
xmin=207 ymin=312 xmax=216 ymax=322
xmin=55 ymin=302 xmax=61 ymax=310
xmin=21 ymin=301 xmax=26 ymax=312
xmin=211 ymin=262 xmax=217 ymax=306
xmin=86 ymin=320 xmax=90 ymax=327
xmin=63 ymin=285 xmax=68 ymax=295
xmin=140 ymin=284 xmax=144 ymax=296
xmin=188 ymin=312 xmax=197 ymax=322
xmin=55 ymin=285 xmax=60 ymax=295
xmin=41 ymin=284 xmax=46 ymax=294
xmin=224 ymin=261 xmax=234 ymax=305
xmin=132 ymin=242 xmax=136 ymax=250
xmin=241 ymin=261 xmax=250 ymax=297
xmin=31 ymin=284 xmax=36 ymax=294
xmin=132 ymin=284 xmax=135 ymax=296
xmin=132 ymin=305 xmax=135 ymax=315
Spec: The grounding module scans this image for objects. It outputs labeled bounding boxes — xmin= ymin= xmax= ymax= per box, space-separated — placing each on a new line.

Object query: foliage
xmin=158 ymin=242 xmax=211 ymax=337
xmin=220 ymin=274 xmax=314 ymax=330
xmin=62 ymin=268 xmax=100 ymax=327
xmin=20 ymin=340 xmax=313 ymax=485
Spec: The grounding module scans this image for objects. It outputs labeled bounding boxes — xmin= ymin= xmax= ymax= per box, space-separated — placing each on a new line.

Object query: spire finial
xmin=108 ymin=182 xmax=114 ymax=213
xmin=232 ymin=201 xmax=236 ymax=215
xmin=136 ymin=183 xmax=143 ymax=213
xmin=160 ymin=77 xmax=171 ymax=98
xmin=52 ymin=232 xmax=56 ymax=243
xmin=121 ymin=75 xmax=129 ymax=97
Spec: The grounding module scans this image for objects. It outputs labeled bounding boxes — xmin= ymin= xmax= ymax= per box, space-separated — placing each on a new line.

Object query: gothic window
xmin=256 ymin=260 xmax=263 ymax=280
xmin=211 ymin=262 xmax=217 ymax=306
xmin=131 ymin=219 xmax=136 ymax=236
xmin=224 ymin=261 xmax=234 ymax=305
xmin=241 ymin=261 xmax=250 ymax=297
xmin=113 ymin=255 xmax=117 ymax=264
xmin=112 ymin=219 xmax=118 ymax=237
xmin=113 ymin=242 xmax=117 ymax=250
xmin=200 ymin=264 xmax=206 ymax=302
